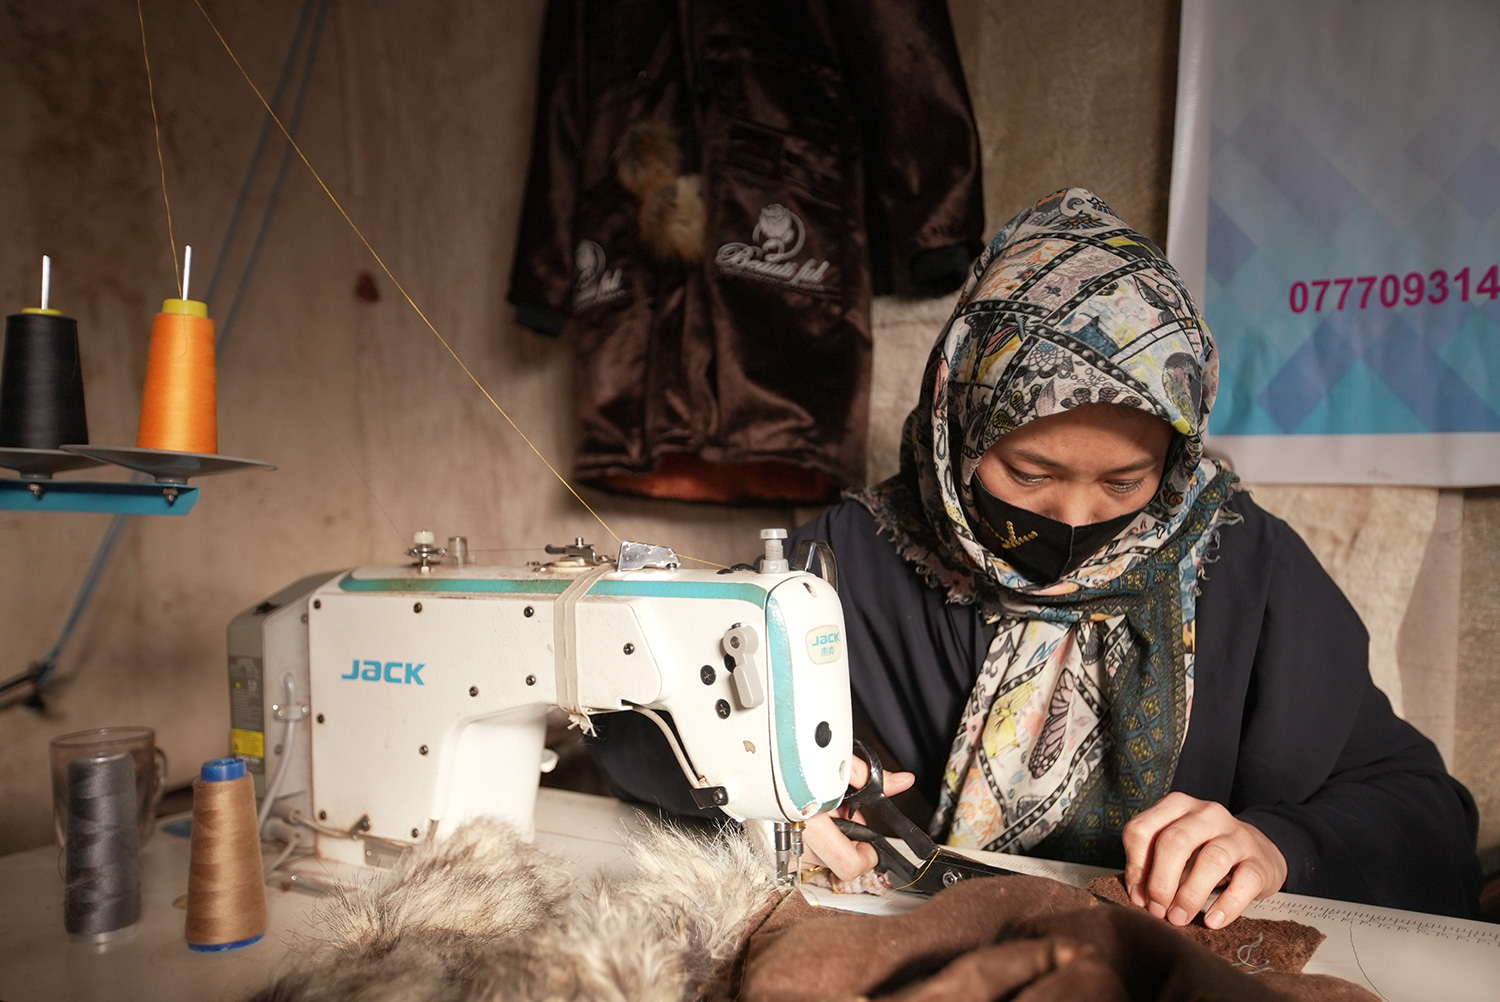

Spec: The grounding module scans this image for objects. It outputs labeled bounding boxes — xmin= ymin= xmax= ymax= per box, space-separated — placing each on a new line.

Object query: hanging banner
xmin=1168 ymin=0 xmax=1500 ymax=485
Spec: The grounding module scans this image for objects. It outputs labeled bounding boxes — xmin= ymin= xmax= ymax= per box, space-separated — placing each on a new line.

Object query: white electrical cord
xmin=634 ymin=707 xmax=709 ymax=788
xmin=264 ymin=827 xmax=304 ymax=877
xmin=257 ymin=672 xmax=301 ymax=836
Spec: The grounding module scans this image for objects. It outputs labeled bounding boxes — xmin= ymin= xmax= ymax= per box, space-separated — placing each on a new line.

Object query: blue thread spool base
xmin=187 ymin=932 xmax=264 ymax=952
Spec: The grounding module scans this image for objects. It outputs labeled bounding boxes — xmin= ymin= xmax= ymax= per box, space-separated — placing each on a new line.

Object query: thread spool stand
xmin=0 ymin=254 xmax=275 ymax=514
xmin=0 ymin=448 xmax=276 ymax=515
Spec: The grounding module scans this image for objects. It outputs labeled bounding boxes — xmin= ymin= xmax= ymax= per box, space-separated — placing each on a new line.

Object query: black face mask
xmin=969 ymin=476 xmax=1142 ymax=585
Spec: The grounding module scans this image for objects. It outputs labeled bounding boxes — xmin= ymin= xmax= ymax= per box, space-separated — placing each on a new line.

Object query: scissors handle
xmin=843 ymin=741 xmax=939 ymax=860
xmin=831 ymin=817 xmax=919 ymax=886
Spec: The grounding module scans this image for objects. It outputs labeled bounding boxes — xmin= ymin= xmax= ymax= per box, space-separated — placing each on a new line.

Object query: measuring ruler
xmin=1246 ymin=894 xmax=1500 ymax=946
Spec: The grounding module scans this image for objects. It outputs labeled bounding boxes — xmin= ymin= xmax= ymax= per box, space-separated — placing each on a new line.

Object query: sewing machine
xmin=226 ymin=529 xmax=851 ymax=874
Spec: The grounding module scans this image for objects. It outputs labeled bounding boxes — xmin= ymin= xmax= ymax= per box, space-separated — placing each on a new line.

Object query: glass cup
xmin=50 ymin=726 xmax=168 ymax=845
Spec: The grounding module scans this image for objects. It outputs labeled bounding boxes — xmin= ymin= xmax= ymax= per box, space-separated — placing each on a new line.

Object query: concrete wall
xmin=1 ymin=0 xmax=1494 ymax=870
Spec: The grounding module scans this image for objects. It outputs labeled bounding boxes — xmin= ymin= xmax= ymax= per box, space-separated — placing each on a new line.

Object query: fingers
xmin=1199 ymin=818 xmax=1287 ymax=928
xmin=847 ymin=755 xmax=869 ymax=788
xmin=802 ymin=812 xmax=878 ymax=880
xmin=1122 ymin=792 xmax=1195 ymax=909
xmin=1144 ymin=800 xmax=1235 ymax=920
xmin=1166 ymin=836 xmax=1243 ymax=925
xmin=1202 ymin=860 xmax=1268 ymax=929
xmin=844 ymin=756 xmax=916 ymax=797
xmin=800 ymin=749 xmax=918 ymax=883
xmin=1123 ymin=793 xmax=1288 ymax=927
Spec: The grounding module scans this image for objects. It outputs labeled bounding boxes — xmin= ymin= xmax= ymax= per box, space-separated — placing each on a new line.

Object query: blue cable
xmin=13 ymin=0 xmax=330 ymax=704
xmin=218 ymin=0 xmax=331 ymax=351
xmin=205 ymin=0 xmax=318 ymax=309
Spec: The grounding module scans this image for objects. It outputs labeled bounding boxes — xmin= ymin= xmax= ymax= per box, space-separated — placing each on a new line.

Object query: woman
xmin=592 ymin=188 xmax=1483 ymax=924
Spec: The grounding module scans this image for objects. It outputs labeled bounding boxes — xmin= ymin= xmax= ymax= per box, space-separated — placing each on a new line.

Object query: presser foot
xmin=773 ymin=820 xmax=804 ymax=889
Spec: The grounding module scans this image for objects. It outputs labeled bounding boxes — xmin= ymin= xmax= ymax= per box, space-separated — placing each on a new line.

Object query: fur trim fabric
xmin=245 ymin=819 xmax=779 ymax=1002
xmin=616 ymin=120 xmax=706 ymax=263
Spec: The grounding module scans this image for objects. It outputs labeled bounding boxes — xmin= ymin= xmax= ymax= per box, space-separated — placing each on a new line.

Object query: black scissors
xmin=832 ymin=741 xmax=1028 ymax=895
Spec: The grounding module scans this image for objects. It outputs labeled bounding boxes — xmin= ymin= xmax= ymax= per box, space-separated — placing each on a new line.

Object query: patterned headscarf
xmin=851 ymin=188 xmax=1239 ymax=867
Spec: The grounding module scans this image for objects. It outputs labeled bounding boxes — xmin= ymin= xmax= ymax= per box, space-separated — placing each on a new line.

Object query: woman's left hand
xmin=1121 ymin=792 xmax=1287 ymax=929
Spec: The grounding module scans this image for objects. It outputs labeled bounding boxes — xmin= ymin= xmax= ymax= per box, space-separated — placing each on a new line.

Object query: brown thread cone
xmin=185 ymin=771 xmax=266 ymax=949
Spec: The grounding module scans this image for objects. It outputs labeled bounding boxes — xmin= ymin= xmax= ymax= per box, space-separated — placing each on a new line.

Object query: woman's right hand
xmin=800 ymin=755 xmax=916 ymax=880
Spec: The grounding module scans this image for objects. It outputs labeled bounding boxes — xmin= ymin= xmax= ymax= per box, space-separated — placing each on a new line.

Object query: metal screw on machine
xmin=272 ymin=700 xmax=310 ymax=722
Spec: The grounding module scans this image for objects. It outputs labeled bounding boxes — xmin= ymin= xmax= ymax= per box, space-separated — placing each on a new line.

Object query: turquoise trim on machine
xmin=767 ymin=596 xmax=818 ymax=812
xmin=340 ymin=575 xmax=571 ymax=594
xmin=591 ymin=579 xmax=766 ymax=604
xmin=338 ymin=573 xmax=768 ymax=607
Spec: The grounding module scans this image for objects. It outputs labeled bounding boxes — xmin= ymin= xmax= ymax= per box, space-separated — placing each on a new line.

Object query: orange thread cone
xmin=136 ymin=300 xmax=216 ymax=453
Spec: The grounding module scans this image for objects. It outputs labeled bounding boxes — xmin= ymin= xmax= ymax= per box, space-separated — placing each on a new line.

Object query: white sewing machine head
xmin=227 ymin=530 xmax=851 ymax=868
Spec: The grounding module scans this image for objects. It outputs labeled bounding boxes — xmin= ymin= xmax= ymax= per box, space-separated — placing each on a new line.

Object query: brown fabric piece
xmin=730 ymin=874 xmax=1378 ymax=1002
xmin=1085 ymin=873 xmax=1325 ymax=974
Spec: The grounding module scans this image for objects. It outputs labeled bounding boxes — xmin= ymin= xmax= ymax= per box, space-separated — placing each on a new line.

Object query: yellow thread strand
xmin=189 ymin=1 xmax=736 ymax=571
xmin=187 ymin=0 xmax=625 ymax=547
xmin=137 ymin=0 xmax=180 ymax=297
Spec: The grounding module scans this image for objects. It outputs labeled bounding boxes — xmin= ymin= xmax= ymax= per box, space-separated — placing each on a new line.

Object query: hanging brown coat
xmin=507 ymin=0 xmax=984 ymax=503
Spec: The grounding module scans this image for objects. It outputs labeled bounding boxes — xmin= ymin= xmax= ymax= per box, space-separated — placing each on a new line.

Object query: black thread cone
xmin=0 ymin=312 xmax=89 ymax=449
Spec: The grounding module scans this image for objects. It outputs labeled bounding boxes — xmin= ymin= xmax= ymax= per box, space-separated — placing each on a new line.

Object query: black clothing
xmin=507 ymin=0 xmax=984 ymax=503
xmin=589 ymin=492 xmax=1484 ymax=918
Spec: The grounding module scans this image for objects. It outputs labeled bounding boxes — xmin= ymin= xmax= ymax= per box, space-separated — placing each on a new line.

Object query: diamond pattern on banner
xmin=1203 ymin=1 xmax=1500 ymax=441
xmin=1443 ymin=144 xmax=1500 ymax=220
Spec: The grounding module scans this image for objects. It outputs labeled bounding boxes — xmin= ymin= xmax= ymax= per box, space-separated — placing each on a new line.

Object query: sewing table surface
xmin=0 ymin=789 xmax=1495 ymax=1001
